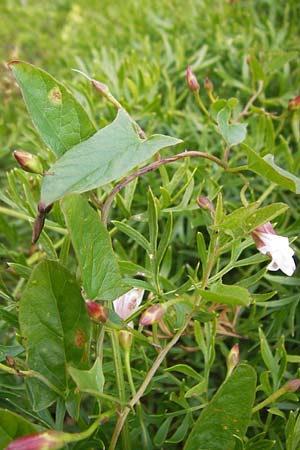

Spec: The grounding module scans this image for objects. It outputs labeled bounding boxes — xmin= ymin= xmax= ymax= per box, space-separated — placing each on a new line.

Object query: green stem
xmin=63 ymin=410 xmax=115 ymax=444
xmin=194 ymin=91 xmax=211 ymax=118
xmin=124 ymin=349 xmax=149 ymax=447
xmin=252 ymin=386 xmax=287 ymax=413
xmin=0 ymin=362 xmax=64 ymax=397
xmin=110 ymin=330 xmax=131 ymax=450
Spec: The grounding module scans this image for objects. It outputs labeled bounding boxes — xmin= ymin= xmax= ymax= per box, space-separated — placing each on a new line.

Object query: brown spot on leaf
xmin=74 ymin=329 xmax=85 ymax=347
xmin=48 ymin=86 xmax=62 ymax=105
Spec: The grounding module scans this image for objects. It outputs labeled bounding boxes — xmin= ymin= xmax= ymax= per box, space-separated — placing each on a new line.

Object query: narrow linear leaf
xmin=62 ymin=194 xmax=127 ymax=301
xmin=41 ymin=109 xmax=182 ymax=206
xmin=113 ymin=220 xmax=151 ymax=252
xmin=198 ymin=282 xmax=251 ymax=307
xmin=212 ymin=202 xmax=289 ymax=240
xmin=9 ymin=60 xmax=96 ymax=157
xmin=184 ymin=364 xmax=257 ymax=450
xmin=19 ymin=260 xmax=91 ymax=411
xmin=243 ymin=144 xmax=300 ymax=193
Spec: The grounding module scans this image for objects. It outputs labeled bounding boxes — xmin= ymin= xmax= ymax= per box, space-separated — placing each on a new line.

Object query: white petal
xmin=257 ymin=233 xmax=296 ymax=276
xmin=113 ymin=288 xmax=144 ymax=320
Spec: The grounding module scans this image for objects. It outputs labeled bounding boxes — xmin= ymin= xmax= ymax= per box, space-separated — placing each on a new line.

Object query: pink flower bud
xmin=139 ymin=304 xmax=166 ymax=326
xmin=285 ymin=379 xmax=300 ymax=392
xmin=13 ymin=150 xmax=43 ymax=174
xmin=288 ymin=95 xmax=300 ymax=111
xmin=6 ymin=431 xmax=65 ymax=450
xmin=186 ymin=66 xmax=200 ymax=92
xmin=197 ymin=196 xmax=215 ymax=215
xmin=85 ymin=300 xmax=108 ymax=323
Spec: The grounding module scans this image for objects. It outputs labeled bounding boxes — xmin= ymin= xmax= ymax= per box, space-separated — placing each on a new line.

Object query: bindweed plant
xmin=0 ymin=53 xmax=300 ymax=450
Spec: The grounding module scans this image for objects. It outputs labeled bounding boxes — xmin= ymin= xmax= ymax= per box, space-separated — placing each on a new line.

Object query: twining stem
xmin=102 ymin=150 xmax=228 ymax=225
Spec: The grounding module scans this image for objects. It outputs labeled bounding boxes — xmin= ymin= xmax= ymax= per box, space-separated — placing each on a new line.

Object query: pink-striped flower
xmin=252 ymin=222 xmax=296 ymax=276
xmin=113 ymin=288 xmax=144 ymax=327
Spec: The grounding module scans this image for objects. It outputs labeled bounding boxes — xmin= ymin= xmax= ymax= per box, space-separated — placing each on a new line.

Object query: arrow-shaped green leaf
xmin=9 ymin=60 xmax=96 ymax=158
xmin=41 ymin=109 xmax=182 ymax=206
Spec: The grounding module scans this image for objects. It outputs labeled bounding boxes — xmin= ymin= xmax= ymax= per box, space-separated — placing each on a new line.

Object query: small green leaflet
xmin=41 ymin=109 xmax=182 ymax=206
xmin=217 ymin=107 xmax=247 ymax=146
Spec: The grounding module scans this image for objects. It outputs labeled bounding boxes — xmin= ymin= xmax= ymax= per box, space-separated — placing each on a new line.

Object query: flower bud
xmin=139 ymin=304 xmax=166 ymax=326
xmin=197 ymin=195 xmax=215 ymax=215
xmin=118 ymin=330 xmax=133 ymax=350
xmin=285 ymin=379 xmax=300 ymax=393
xmin=204 ymin=77 xmax=213 ymax=93
xmin=288 ymin=95 xmax=300 ymax=111
xmin=186 ymin=66 xmax=200 ymax=92
xmin=226 ymin=343 xmax=239 ymax=378
xmin=85 ymin=300 xmax=108 ymax=323
xmin=6 ymin=431 xmax=66 ymax=450
xmin=13 ymin=150 xmax=43 ymax=174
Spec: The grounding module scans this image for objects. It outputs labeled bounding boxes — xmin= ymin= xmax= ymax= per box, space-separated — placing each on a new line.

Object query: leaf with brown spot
xmin=9 ymin=60 xmax=96 ymax=158
xmin=19 ymin=260 xmax=91 ymax=411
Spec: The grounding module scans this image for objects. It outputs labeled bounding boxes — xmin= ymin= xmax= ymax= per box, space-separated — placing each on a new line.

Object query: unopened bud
xmin=139 ymin=304 xmax=166 ymax=326
xmin=32 ymin=202 xmax=53 ymax=244
xmin=197 ymin=196 xmax=215 ymax=215
xmin=13 ymin=150 xmax=43 ymax=174
xmin=246 ymin=55 xmax=251 ymax=65
xmin=5 ymin=431 xmax=66 ymax=450
xmin=186 ymin=66 xmax=200 ymax=92
xmin=118 ymin=330 xmax=133 ymax=350
xmin=226 ymin=343 xmax=239 ymax=378
xmin=85 ymin=300 xmax=108 ymax=323
xmin=288 ymin=95 xmax=300 ymax=111
xmin=204 ymin=77 xmax=213 ymax=93
xmin=285 ymin=379 xmax=300 ymax=392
